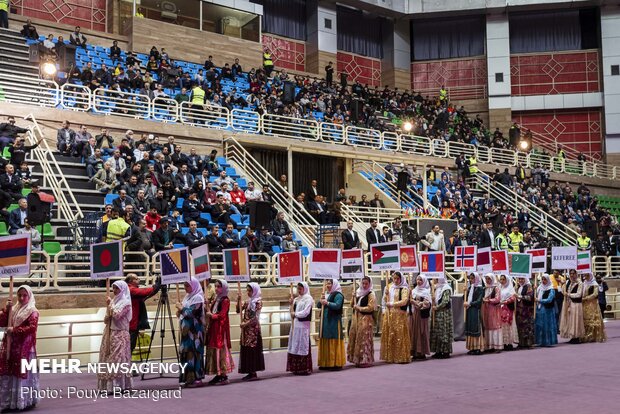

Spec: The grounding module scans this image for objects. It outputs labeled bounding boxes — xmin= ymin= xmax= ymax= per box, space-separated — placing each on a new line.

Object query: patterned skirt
xmin=581 ymin=300 xmax=606 ymax=343
xmin=347 ymin=313 xmax=375 ymax=366
xmin=239 ymin=333 xmax=266 ymax=374
xmin=98 ymin=328 xmax=133 ymax=392
xmin=430 ymin=308 xmax=453 ymax=355
xmin=0 ymin=351 xmax=39 ymax=411
xmin=205 ymin=346 xmax=235 ymax=376
xmin=286 ymin=339 xmax=312 ymax=374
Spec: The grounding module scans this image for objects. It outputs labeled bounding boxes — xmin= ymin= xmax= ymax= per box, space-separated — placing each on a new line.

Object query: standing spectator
xmin=325 ymin=62 xmax=334 ymax=85
xmin=262 ymin=49 xmax=273 ymax=77
xmin=421 ymin=225 xmax=446 ymax=252
xmin=8 ymin=137 xmax=42 ymax=169
xmin=20 ymin=19 xmax=39 ymax=40
xmin=0 ymin=116 xmax=28 ymax=148
xmin=125 ymin=273 xmax=160 ymax=353
xmin=596 ymin=275 xmax=608 ymax=318
xmin=341 ymin=220 xmax=360 ymax=250
xmin=126 ymin=218 xmax=155 ymax=257
xmin=69 ymin=26 xmax=87 ymax=47
xmin=0 ymin=0 xmax=8 ymax=29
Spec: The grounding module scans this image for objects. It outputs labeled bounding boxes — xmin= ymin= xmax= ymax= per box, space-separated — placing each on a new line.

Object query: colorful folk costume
xmin=430 ymin=277 xmax=453 ymax=359
xmin=515 ymin=277 xmax=535 ymax=349
xmin=0 ymin=285 xmax=40 ymax=411
xmin=380 ymin=273 xmax=411 ymax=363
xmin=238 ymin=283 xmax=265 ymax=380
xmin=178 ymin=277 xmax=205 ymax=387
xmin=482 ymin=274 xmax=503 ymax=352
xmin=465 ymin=273 xmax=485 ymax=355
xmin=347 ymin=277 xmax=376 ymax=367
xmin=98 ymin=280 xmax=133 ymax=392
xmin=535 ymin=274 xmax=558 ymax=347
xmin=287 ymin=282 xmax=314 ymax=375
xmin=317 ymin=279 xmax=346 ymax=369
xmin=409 ymin=276 xmax=431 ymax=360
xmin=580 ymin=274 xmax=606 ymax=343
xmin=206 ymin=280 xmax=234 ymax=385
xmin=559 ymin=271 xmax=585 ymax=344
xmin=499 ymin=276 xmax=517 ymax=350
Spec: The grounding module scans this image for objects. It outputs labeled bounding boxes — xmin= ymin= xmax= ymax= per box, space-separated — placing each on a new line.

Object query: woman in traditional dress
xmin=380 ymin=272 xmax=411 ymax=363
xmin=409 ymin=275 xmax=431 ymax=360
xmin=176 ymin=277 xmax=205 ymax=388
xmin=464 ymin=272 xmax=484 ymax=355
xmin=535 ymin=274 xmax=557 ymax=347
xmin=560 ymin=269 xmax=584 ymax=344
xmin=347 ymin=276 xmax=376 ymax=367
xmin=499 ymin=275 xmax=516 ymax=351
xmin=205 ymin=279 xmax=234 ymax=385
xmin=515 ymin=277 xmax=535 ymax=349
xmin=317 ymin=279 xmax=346 ymax=370
xmin=430 ymin=276 xmax=453 ymax=359
xmin=581 ymin=273 xmax=606 ymax=343
xmin=98 ymin=280 xmax=132 ymax=392
xmin=482 ymin=273 xmax=503 ymax=352
xmin=237 ymin=282 xmax=265 ymax=380
xmin=0 ymin=286 xmax=39 ymax=411
xmin=287 ymin=282 xmax=314 ymax=375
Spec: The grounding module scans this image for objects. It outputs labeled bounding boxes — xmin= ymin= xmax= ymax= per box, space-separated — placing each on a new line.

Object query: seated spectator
xmin=231 ymin=58 xmax=243 ymax=79
xmin=92 ymin=161 xmax=118 ymax=194
xmin=205 ymin=150 xmax=221 ymax=176
xmin=149 ymin=189 xmax=170 ymax=216
xmin=219 ymin=223 xmax=240 ymax=249
xmin=184 ymin=220 xmax=206 ymax=248
xmin=369 ymin=193 xmax=385 ymax=209
xmin=42 ymin=34 xmax=57 ymax=58
xmin=113 ymin=189 xmax=134 ymax=211
xmin=258 ymin=226 xmax=275 ymax=256
xmin=20 ymin=19 xmax=39 ymax=40
xmin=144 ymin=207 xmax=161 ymax=232
xmin=8 ymin=198 xmax=27 ymax=234
xmin=82 ymin=137 xmax=97 ymax=160
xmin=211 ymin=194 xmax=237 ymax=227
xmin=201 ymin=181 xmax=218 ymax=210
xmin=16 ymin=218 xmax=41 ymax=250
xmin=205 ymin=225 xmax=224 ymax=253
xmin=281 ymin=231 xmax=299 ymax=252
xmin=94 ymin=63 xmax=112 ymax=86
xmin=186 ymin=148 xmax=203 ymax=175
xmin=0 ymin=164 xmax=23 ymax=202
xmin=152 ymin=217 xmax=176 ymax=251
xmin=9 ymin=136 xmax=42 ymax=169
xmin=213 ymin=170 xmax=235 ymax=189
xmin=94 ymin=128 xmax=115 ymax=156
xmin=229 ymin=182 xmax=246 ymax=213
xmin=175 ymin=87 xmax=189 ymax=104
xmin=85 ymin=148 xmax=104 ymax=178
xmin=122 ymin=175 xmax=143 ymax=200
xmin=182 ymin=191 xmax=209 ymax=227
xmin=204 ymin=55 xmax=215 ymax=70
xmin=244 ymin=181 xmax=262 ymax=203
xmin=175 ymin=164 xmax=194 ymax=196
xmin=271 ymin=211 xmax=290 ymax=243
xmin=15 ymin=162 xmax=32 ymax=187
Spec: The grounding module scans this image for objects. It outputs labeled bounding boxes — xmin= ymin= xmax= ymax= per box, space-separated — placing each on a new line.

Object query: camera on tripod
xmin=402 ymin=224 xmax=421 ymax=245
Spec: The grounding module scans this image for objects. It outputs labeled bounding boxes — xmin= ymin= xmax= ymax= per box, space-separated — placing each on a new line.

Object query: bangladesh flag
xmin=370 ymin=242 xmax=400 ymax=271
xmin=509 ymin=253 xmax=531 ymax=277
xmin=90 ymin=241 xmax=123 ymax=279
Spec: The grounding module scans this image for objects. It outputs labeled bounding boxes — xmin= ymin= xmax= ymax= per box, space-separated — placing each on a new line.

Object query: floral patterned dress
xmin=179 ymin=302 xmax=205 ymax=384
xmin=238 ymin=300 xmax=265 ymax=374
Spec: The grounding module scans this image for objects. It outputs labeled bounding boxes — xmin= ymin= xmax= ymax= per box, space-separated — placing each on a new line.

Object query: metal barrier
xmin=179 ymin=101 xmax=230 ymax=128
xmin=447 ymin=141 xmax=476 ymax=159
xmin=231 ymin=108 xmax=261 ymax=133
xmin=60 ymin=83 xmax=91 ymax=112
xmin=346 ymin=125 xmax=382 ymax=149
xmin=490 ymin=148 xmax=517 ymax=166
xmin=431 ymin=139 xmax=447 ymax=158
xmin=92 ymin=88 xmax=150 ymax=119
xmin=262 ymin=113 xmax=319 ymax=141
xmin=151 ymin=96 xmax=179 ymax=123
xmin=319 ymin=122 xmax=345 ymax=144
xmin=399 ymin=135 xmax=432 ymax=155
xmin=0 ymin=73 xmax=59 ymax=107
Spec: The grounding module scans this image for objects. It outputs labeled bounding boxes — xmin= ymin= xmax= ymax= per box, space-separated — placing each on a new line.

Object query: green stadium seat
xmin=43 ymin=242 xmax=62 ymax=256
xmin=7 ymin=204 xmax=18 ymax=212
xmin=2 ymin=147 xmax=11 ymax=159
xmin=21 ymin=188 xmax=32 ymax=197
xmin=0 ymin=222 xmax=7 ymax=236
xmin=42 ymin=223 xmax=53 ymax=237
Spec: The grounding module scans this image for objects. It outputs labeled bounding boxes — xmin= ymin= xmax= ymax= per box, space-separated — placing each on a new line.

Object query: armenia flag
xmin=223 ymin=248 xmax=250 ymax=282
xmin=191 ymin=244 xmax=211 ymax=281
xmin=0 ymin=234 xmax=31 ymax=278
xmin=370 ymin=242 xmax=400 ymax=271
xmin=90 ymin=240 xmax=123 ymax=280
xmin=160 ymin=247 xmax=190 ymax=285
xmin=419 ymin=251 xmax=445 ymax=278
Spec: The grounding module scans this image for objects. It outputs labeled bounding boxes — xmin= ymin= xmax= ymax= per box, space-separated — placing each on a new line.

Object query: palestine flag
xmin=90 ymin=240 xmax=123 ymax=279
xmin=370 ymin=242 xmax=400 ymax=271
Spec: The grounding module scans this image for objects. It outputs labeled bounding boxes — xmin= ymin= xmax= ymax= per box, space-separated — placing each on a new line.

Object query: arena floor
xmin=37 ymin=320 xmax=620 ymax=414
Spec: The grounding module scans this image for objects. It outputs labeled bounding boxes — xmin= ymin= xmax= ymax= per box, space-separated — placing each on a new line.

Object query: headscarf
xmin=111 ymin=280 xmax=131 ymax=313
xmin=356 ymin=277 xmax=373 ymax=299
xmin=434 ymin=276 xmax=452 ymax=304
xmin=389 ymin=272 xmax=409 ymax=303
xmin=537 ymin=273 xmax=553 ymax=306
xmin=213 ymin=279 xmax=229 ymax=313
xmin=11 ymin=285 xmax=38 ymax=327
xmin=328 ymin=278 xmax=342 ymax=297
xmin=247 ymin=282 xmax=262 ymax=312
xmin=517 ymin=277 xmax=531 ymax=296
xmin=582 ymin=273 xmax=598 ymax=290
xmin=467 ymin=272 xmax=482 ymax=303
xmin=182 ymin=277 xmax=205 ymax=308
xmin=500 ymin=277 xmax=516 ymax=302
xmin=411 ymin=275 xmax=432 ymax=303
xmin=293 ymin=282 xmax=314 ymax=312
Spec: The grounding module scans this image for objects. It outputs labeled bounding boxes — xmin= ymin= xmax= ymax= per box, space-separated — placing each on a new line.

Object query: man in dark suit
xmin=341 ymin=220 xmax=360 ymax=250
xmin=205 ymin=225 xmax=224 ymax=253
xmin=365 ymin=219 xmax=381 ymax=247
xmin=148 ymin=189 xmax=169 ymax=216
xmin=219 ymin=223 xmax=240 ymax=249
xmin=477 ymin=221 xmax=495 ymax=249
xmin=307 ymin=179 xmax=319 ymax=201
xmin=183 ymin=220 xmax=206 ymax=248
xmin=306 ymin=194 xmax=326 ymax=224
xmin=0 ymin=164 xmax=23 ymax=202
xmin=112 ymin=189 xmax=134 ymax=211
xmin=151 ymin=217 xmax=176 ymax=251
xmin=8 ymin=198 xmax=28 ymax=234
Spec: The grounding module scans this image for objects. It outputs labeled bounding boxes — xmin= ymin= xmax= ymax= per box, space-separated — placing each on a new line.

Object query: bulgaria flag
xmin=454 ymin=246 xmax=477 ymax=272
xmin=419 ymin=251 xmax=445 ymax=278
xmin=526 ymin=248 xmax=547 ymax=273
xmin=400 ymin=245 xmax=418 ymax=272
xmin=90 ymin=240 xmax=123 ymax=279
xmin=509 ymin=252 xmax=532 ymax=278
xmin=223 ymin=248 xmax=250 ymax=282
xmin=191 ymin=244 xmax=211 ymax=281
xmin=278 ymin=250 xmax=303 ymax=284
xmin=476 ymin=247 xmax=492 ymax=273
xmin=341 ymin=249 xmax=364 ymax=279
xmin=491 ymin=250 xmax=509 ymax=274
xmin=370 ymin=242 xmax=400 ymax=271
xmin=309 ymin=248 xmax=340 ymax=279
xmin=576 ymin=250 xmax=591 ymax=274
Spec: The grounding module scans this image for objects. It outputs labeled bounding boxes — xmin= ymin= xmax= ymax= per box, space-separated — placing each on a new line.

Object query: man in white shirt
xmin=244 ymin=181 xmax=262 ymax=202
xmin=213 ymin=170 xmax=235 ymax=189
xmin=422 ymin=225 xmax=446 ymax=252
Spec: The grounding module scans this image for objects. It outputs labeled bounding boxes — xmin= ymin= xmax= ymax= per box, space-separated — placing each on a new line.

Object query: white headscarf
xmin=111 ymin=280 xmax=131 ymax=313
xmin=389 ymin=272 xmax=408 ymax=303
xmin=500 ymin=276 xmax=516 ymax=302
xmin=467 ymin=272 xmax=482 ymax=303
xmin=328 ymin=278 xmax=342 ymax=297
xmin=582 ymin=273 xmax=598 ymax=290
xmin=294 ymin=281 xmax=314 ymax=310
xmin=247 ymin=282 xmax=262 ymax=312
xmin=411 ymin=275 xmax=432 ymax=303
xmin=11 ymin=285 xmax=38 ymax=327
xmin=434 ymin=276 xmax=452 ymax=304
xmin=356 ymin=276 xmax=373 ymax=299
xmin=517 ymin=277 xmax=531 ymax=296
xmin=537 ymin=273 xmax=553 ymax=307
xmin=213 ymin=279 xmax=229 ymax=313
xmin=182 ymin=277 xmax=205 ymax=308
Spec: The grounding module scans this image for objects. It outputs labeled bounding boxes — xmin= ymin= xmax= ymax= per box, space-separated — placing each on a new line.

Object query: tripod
xmin=140 ymin=285 xmax=180 ymax=380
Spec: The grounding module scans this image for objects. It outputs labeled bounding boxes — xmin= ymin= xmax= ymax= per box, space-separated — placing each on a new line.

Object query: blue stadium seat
xmin=300 ymin=246 xmax=310 ymax=257
xmin=105 ymin=194 xmax=119 ymax=205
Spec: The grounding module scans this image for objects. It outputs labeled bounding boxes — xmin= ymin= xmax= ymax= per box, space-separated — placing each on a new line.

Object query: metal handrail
xmin=60 ymin=83 xmax=91 ymax=112
xmin=0 ymin=73 xmax=59 ymax=107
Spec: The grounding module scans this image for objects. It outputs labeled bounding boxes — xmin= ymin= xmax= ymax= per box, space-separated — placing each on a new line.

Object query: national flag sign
xmin=526 ymin=248 xmax=547 ymax=273
xmin=278 ymin=250 xmax=303 ymax=284
xmin=90 ymin=240 xmax=123 ymax=280
xmin=491 ymin=250 xmax=509 ymax=274
xmin=454 ymin=246 xmax=477 ymax=271
xmin=160 ymin=247 xmax=191 ymax=285
xmin=419 ymin=251 xmax=445 ymax=278
xmin=576 ymin=250 xmax=591 ymax=274
xmin=509 ymin=252 xmax=532 ymax=278
xmin=223 ymin=248 xmax=250 ymax=282
xmin=341 ymin=249 xmax=364 ymax=278
xmin=0 ymin=234 xmax=32 ymax=278
xmin=191 ymin=244 xmax=211 ymax=281
xmin=476 ymin=247 xmax=492 ymax=273
xmin=309 ymin=248 xmax=340 ymax=279
xmin=399 ymin=245 xmax=418 ymax=272
xmin=370 ymin=242 xmax=400 ymax=271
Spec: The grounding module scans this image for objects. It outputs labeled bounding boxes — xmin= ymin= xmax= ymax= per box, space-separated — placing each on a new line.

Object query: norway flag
xmin=454 ymin=246 xmax=477 ymax=272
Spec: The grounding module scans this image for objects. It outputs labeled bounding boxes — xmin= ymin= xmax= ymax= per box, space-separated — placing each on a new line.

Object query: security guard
xmin=190 ymin=84 xmax=206 ymax=124
xmin=0 ymin=0 xmax=9 ymax=29
xmin=508 ymin=225 xmax=523 ymax=253
xmin=104 ymin=207 xmax=130 ymax=242
xmin=495 ymin=227 xmax=509 ymax=250
xmin=439 ymin=85 xmax=448 ymax=103
xmin=263 ymin=49 xmax=274 ymax=77
xmin=577 ymin=229 xmax=591 ymax=250
xmin=468 ymin=154 xmax=479 ymax=176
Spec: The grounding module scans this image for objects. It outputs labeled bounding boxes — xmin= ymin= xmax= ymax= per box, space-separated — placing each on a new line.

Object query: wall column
xmin=306 ymin=0 xmax=337 ymax=76
xmin=601 ymin=5 xmax=620 ymax=164
xmin=486 ymin=13 xmax=513 ymax=133
xmin=381 ymin=19 xmax=411 ymax=90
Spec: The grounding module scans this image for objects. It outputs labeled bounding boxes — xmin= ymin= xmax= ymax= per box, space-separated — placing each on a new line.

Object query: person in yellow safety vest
xmin=105 ymin=207 xmax=130 ymax=242
xmin=508 ymin=226 xmax=523 ymax=253
xmin=263 ymin=49 xmax=274 ymax=77
xmin=439 ymin=85 xmax=447 ymax=103
xmin=577 ymin=229 xmax=591 ymax=250
xmin=135 ymin=7 xmax=144 ymax=18
xmin=495 ymin=227 xmax=509 ymax=250
xmin=468 ymin=155 xmax=479 ymax=176
xmin=0 ymin=0 xmax=9 ymax=29
xmin=190 ymin=84 xmax=206 ymax=124
xmin=557 ymin=147 xmax=566 ymax=160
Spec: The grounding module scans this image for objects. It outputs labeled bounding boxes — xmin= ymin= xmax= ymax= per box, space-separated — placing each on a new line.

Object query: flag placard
xmin=223 ymin=248 xmax=250 ymax=282
xmin=278 ymin=250 xmax=303 ymax=284
xmin=476 ymin=247 xmax=492 ymax=273
xmin=491 ymin=250 xmax=509 ymax=274
xmin=577 ymin=250 xmax=591 ymax=274
xmin=399 ymin=245 xmax=418 ymax=273
xmin=309 ymin=248 xmax=340 ymax=279
xmin=551 ymin=246 xmax=577 ymax=269
xmin=526 ymin=248 xmax=547 ymax=273
xmin=454 ymin=246 xmax=477 ymax=272
xmin=90 ymin=240 xmax=123 ymax=280
xmin=370 ymin=242 xmax=400 ymax=271
xmin=160 ymin=247 xmax=191 ymax=285
xmin=191 ymin=244 xmax=211 ymax=281
xmin=509 ymin=252 xmax=532 ymax=278
xmin=0 ymin=234 xmax=32 ymax=278
xmin=341 ymin=249 xmax=364 ymax=279
xmin=419 ymin=251 xmax=445 ymax=278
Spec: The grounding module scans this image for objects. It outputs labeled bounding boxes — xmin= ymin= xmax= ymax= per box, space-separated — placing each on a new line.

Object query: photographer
xmin=125 ymin=273 xmax=160 ymax=354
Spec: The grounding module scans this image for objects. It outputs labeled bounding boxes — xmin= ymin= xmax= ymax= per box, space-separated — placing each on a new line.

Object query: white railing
xmin=6 ymin=76 xmax=619 ymax=182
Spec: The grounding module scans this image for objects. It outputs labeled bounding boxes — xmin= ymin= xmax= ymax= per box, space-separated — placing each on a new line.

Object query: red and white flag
xmin=341 ymin=249 xmax=364 ymax=279
xmin=476 ymin=247 xmax=492 ymax=273
xmin=309 ymin=248 xmax=340 ymax=280
xmin=526 ymin=248 xmax=547 ymax=273
xmin=454 ymin=246 xmax=477 ymax=272
xmin=491 ymin=250 xmax=509 ymax=274
xmin=399 ymin=245 xmax=418 ymax=272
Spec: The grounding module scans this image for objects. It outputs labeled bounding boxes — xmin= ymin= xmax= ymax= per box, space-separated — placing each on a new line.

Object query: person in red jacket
xmin=205 ymin=279 xmax=233 ymax=385
xmin=125 ymin=273 xmax=160 ymax=352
